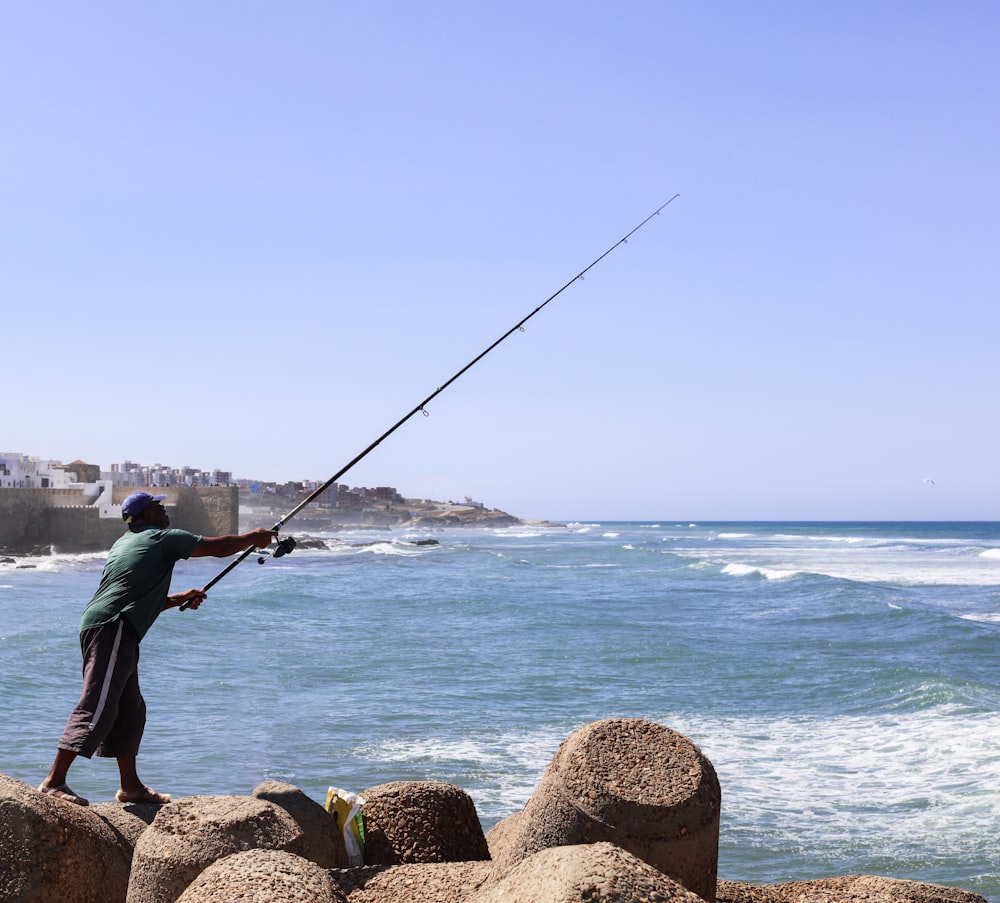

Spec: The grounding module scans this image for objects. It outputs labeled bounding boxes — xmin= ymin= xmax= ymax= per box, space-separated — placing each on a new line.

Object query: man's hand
xmin=167 ymin=588 xmax=207 ymax=611
xmin=248 ymin=529 xmax=279 ymax=549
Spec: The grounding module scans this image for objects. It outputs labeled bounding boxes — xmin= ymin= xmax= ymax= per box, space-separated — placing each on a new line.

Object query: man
xmin=37 ymin=491 xmax=277 ymax=806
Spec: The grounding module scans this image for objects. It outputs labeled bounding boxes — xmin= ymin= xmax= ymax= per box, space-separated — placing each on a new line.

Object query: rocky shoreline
xmin=0 ymin=496 xmax=534 ymax=557
xmin=0 ymin=499 xmax=548 ymax=568
xmin=1 ymin=719 xmax=985 ymax=903
xmin=239 ymin=496 xmax=529 ymax=532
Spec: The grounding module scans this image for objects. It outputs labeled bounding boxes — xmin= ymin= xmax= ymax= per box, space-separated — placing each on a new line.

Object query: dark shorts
xmin=58 ymin=618 xmax=146 ymax=759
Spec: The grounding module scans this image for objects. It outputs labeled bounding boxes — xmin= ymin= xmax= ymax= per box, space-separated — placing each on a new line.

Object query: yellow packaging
xmin=325 ymin=786 xmax=365 ymax=866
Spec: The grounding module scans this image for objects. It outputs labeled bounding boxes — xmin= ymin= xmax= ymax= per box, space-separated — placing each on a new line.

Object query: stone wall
xmin=0 ymin=489 xmax=53 ymax=550
xmin=156 ymin=486 xmax=239 ymax=540
xmin=0 ymin=486 xmax=238 ymax=553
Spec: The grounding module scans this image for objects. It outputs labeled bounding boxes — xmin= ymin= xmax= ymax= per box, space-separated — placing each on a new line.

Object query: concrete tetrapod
xmin=476 ymin=842 xmax=711 ymax=903
xmin=126 ymin=794 xmax=340 ymax=903
xmin=252 ymin=779 xmax=348 ymax=868
xmin=175 ymin=849 xmax=347 ymax=903
xmin=487 ymin=718 xmax=721 ymax=901
xmin=716 ymin=876 xmax=988 ymax=903
xmin=360 ymin=780 xmax=491 ymax=865
xmin=0 ymin=774 xmax=132 ymax=903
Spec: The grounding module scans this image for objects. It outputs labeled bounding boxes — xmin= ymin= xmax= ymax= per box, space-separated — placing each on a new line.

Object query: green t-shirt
xmin=80 ymin=526 xmax=203 ymax=640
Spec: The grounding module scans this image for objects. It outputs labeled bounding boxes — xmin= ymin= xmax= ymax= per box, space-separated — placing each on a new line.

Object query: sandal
xmin=116 ymin=786 xmax=172 ymax=805
xmin=38 ymin=782 xmax=89 ymax=806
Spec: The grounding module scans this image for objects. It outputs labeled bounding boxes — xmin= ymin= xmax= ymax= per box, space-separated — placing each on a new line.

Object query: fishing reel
xmin=258 ymin=536 xmax=296 ymax=564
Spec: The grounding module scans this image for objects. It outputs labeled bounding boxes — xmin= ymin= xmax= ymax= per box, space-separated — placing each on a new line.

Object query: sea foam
xmin=722 ymin=562 xmax=800 ymax=580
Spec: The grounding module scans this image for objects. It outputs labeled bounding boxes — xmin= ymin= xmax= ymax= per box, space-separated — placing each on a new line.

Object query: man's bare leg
xmin=38 ymin=748 xmax=88 ymax=804
xmin=115 ymin=756 xmax=172 ymax=804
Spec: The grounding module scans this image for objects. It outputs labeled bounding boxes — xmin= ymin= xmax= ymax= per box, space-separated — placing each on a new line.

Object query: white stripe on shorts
xmin=88 ymin=619 xmax=125 ymax=730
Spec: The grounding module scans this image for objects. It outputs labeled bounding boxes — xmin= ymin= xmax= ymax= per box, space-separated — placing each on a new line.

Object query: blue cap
xmin=121 ymin=492 xmax=167 ymax=521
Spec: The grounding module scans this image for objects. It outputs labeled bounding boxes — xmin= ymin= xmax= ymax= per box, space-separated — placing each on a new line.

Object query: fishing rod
xmin=182 ymin=195 xmax=679 ymax=608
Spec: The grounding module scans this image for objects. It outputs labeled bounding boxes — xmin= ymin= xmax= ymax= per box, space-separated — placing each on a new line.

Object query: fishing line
xmin=182 ymin=195 xmax=679 ymax=607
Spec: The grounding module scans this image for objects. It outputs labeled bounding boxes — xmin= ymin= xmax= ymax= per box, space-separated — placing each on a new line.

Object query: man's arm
xmin=189 ymin=528 xmax=278 ymax=558
xmin=164 ymin=588 xmax=207 ymax=611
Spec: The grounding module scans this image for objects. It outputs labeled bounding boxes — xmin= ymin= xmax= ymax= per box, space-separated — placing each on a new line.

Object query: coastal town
xmin=0 ymin=451 xmax=522 ymax=554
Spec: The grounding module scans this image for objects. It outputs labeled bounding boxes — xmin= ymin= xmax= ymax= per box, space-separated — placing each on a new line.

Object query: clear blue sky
xmin=3 ymin=2 xmax=997 ymax=521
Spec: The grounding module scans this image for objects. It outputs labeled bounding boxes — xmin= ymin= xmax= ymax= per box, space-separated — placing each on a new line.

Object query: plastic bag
xmin=325 ymin=786 xmax=365 ymax=866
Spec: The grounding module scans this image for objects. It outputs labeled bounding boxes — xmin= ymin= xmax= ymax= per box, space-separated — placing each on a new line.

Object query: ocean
xmin=2 ymin=521 xmax=998 ymax=898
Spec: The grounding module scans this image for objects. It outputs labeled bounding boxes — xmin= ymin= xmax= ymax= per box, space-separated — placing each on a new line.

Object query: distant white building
xmin=1 ymin=452 xmax=116 ymax=517
xmin=106 ymin=461 xmax=234 ymax=488
xmin=0 ymin=452 xmax=78 ymax=489
xmin=3 ymin=452 xmax=232 ymax=521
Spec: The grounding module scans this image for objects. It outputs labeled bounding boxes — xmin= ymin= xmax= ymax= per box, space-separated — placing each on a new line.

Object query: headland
xmin=0 ymin=451 xmax=526 ymax=555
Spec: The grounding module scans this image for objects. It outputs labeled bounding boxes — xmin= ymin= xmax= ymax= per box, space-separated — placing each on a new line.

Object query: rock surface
xmin=716 ymin=876 xmax=987 ymax=903
xmin=175 ymin=848 xmax=347 ymax=903
xmin=126 ymin=793 xmax=338 ymax=903
xmin=329 ymin=861 xmax=493 ymax=902
xmin=488 ymin=717 xmax=721 ymax=902
xmin=252 ymin=779 xmax=349 ymax=868
xmin=360 ymin=780 xmax=491 ymax=865
xmin=90 ymin=799 xmax=162 ymax=851
xmin=1 ymin=718 xmax=988 ymax=903
xmin=478 ymin=842 xmax=710 ymax=903
xmin=0 ymin=774 xmax=132 ymax=903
